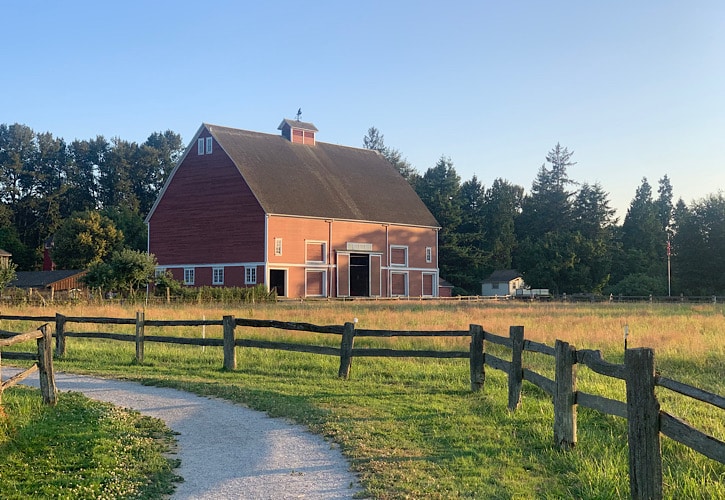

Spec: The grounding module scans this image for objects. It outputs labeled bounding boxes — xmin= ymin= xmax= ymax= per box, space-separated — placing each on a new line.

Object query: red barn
xmin=145 ymin=119 xmax=440 ymax=298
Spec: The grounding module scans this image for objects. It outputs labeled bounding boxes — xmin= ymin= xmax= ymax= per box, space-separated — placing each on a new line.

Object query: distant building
xmin=481 ymin=270 xmax=525 ymax=296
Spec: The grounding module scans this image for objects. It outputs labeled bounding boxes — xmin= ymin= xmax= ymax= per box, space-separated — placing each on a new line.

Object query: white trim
xmin=183 ymin=267 xmax=195 ymax=285
xmin=212 ymin=267 xmax=224 ymax=285
xmin=305 ymin=269 xmax=327 ymax=297
xmin=206 ymin=136 xmax=213 ymax=154
xmin=245 ymin=266 xmax=257 ymax=285
xmin=274 ymin=237 xmax=283 ymax=256
xmin=390 ymin=245 xmax=408 ymax=266
xmin=155 ymin=261 xmax=265 ymax=269
xmin=425 ymin=246 xmax=432 ymax=263
xmin=197 ymin=138 xmax=205 ymax=155
xmin=422 ymin=271 xmax=437 ymax=297
xmin=305 ymin=240 xmax=327 ymax=264
xmin=390 ymin=270 xmax=408 ymax=297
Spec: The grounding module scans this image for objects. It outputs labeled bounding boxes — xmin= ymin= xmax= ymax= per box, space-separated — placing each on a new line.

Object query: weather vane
xmin=296 ymin=108 xmax=302 ymax=121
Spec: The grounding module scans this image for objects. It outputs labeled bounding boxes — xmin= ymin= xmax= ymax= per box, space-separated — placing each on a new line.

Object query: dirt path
xmin=2 ymin=368 xmax=362 ymax=499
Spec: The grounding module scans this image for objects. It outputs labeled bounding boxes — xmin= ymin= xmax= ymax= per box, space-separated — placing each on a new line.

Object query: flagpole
xmin=667 ymin=237 xmax=671 ymax=297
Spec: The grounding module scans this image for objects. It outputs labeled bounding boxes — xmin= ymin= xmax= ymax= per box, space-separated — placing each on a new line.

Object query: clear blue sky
xmin=3 ymin=1 xmax=724 ymax=219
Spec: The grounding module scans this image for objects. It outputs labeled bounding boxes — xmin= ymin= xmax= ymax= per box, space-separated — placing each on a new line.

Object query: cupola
xmin=278 ymin=117 xmax=318 ymax=145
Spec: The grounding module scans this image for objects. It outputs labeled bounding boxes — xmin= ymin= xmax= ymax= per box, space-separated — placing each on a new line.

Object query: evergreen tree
xmin=617 ymin=178 xmax=665 ymax=283
xmin=482 ymin=178 xmax=523 ymax=271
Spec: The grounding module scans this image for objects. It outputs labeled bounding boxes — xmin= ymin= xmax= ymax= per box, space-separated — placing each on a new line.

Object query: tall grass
xmin=2 ymin=301 xmax=724 ymax=498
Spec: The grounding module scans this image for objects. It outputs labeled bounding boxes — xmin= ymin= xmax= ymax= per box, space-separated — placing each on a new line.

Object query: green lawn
xmin=2 ymin=301 xmax=724 ymax=498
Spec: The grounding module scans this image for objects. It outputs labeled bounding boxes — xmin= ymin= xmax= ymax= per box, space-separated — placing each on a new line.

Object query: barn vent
xmin=278 ymin=118 xmax=318 ymax=145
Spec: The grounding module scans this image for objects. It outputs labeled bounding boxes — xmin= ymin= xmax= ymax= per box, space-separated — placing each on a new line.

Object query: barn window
xmin=213 ymin=267 xmax=224 ymax=285
xmin=275 ymin=238 xmax=283 ymax=256
xmin=206 ymin=137 xmax=213 ymax=154
xmin=306 ymin=270 xmax=326 ymax=297
xmin=426 ymin=247 xmax=432 ymax=263
xmin=422 ymin=273 xmax=435 ymax=297
xmin=184 ymin=268 xmax=195 ymax=285
xmin=306 ymin=241 xmax=326 ymax=263
xmin=197 ymin=138 xmax=204 ymax=155
xmin=245 ymin=266 xmax=257 ymax=284
xmin=391 ymin=272 xmax=408 ymax=296
xmin=390 ymin=246 xmax=408 ymax=266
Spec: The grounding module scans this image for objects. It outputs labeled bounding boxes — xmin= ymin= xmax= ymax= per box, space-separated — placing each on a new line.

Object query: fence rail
xmin=1 ymin=312 xmax=723 ymax=499
xmin=0 ymin=324 xmax=57 ymax=406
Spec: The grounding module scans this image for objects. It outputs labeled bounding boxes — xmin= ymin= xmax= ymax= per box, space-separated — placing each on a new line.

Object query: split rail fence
xmin=0 ymin=323 xmax=57 ymax=406
xmin=0 ymin=313 xmax=723 ymax=499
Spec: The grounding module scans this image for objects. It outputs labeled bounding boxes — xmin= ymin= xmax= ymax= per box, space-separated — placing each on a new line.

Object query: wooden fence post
xmin=554 ymin=339 xmax=577 ymax=448
xmin=469 ymin=324 xmax=484 ymax=392
xmin=508 ymin=326 xmax=524 ymax=410
xmin=223 ymin=315 xmax=237 ymax=370
xmin=338 ymin=322 xmax=355 ymax=379
xmin=625 ymin=348 xmax=662 ymax=500
xmin=55 ymin=313 xmax=67 ymax=357
xmin=37 ymin=324 xmax=57 ymax=406
xmin=135 ymin=311 xmax=145 ymax=364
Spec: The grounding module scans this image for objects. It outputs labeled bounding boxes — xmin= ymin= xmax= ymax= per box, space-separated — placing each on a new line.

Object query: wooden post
xmin=338 ymin=322 xmax=355 ymax=379
xmin=135 ymin=311 xmax=145 ymax=364
xmin=554 ymin=339 xmax=577 ymax=448
xmin=37 ymin=324 xmax=57 ymax=406
xmin=625 ymin=348 xmax=662 ymax=500
xmin=508 ymin=326 xmax=524 ymax=410
xmin=469 ymin=324 xmax=484 ymax=392
xmin=55 ymin=313 xmax=67 ymax=357
xmin=223 ymin=315 xmax=236 ymax=370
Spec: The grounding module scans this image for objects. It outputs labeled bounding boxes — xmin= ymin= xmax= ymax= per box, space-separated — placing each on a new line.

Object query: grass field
xmin=2 ymin=300 xmax=724 ymax=498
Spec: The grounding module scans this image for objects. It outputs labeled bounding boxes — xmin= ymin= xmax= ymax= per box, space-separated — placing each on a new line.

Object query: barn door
xmin=337 ymin=253 xmax=350 ymax=297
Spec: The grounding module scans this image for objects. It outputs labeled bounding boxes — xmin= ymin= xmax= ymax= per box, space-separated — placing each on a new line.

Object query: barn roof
xmin=482 ymin=270 xmax=523 ymax=283
xmin=150 ymin=123 xmax=439 ymax=228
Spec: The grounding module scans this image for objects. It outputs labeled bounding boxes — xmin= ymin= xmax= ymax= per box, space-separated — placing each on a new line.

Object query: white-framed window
xmin=155 ymin=268 xmax=166 ymax=278
xmin=274 ymin=237 xmax=283 ymax=256
xmin=184 ymin=268 xmax=195 ymax=285
xmin=425 ymin=247 xmax=432 ymax=263
xmin=245 ymin=266 xmax=257 ymax=284
xmin=206 ymin=136 xmax=213 ymax=154
xmin=390 ymin=245 xmax=408 ymax=266
xmin=197 ymin=138 xmax=205 ymax=155
xmin=212 ymin=267 xmax=224 ymax=285
xmin=305 ymin=270 xmax=326 ymax=297
xmin=306 ymin=241 xmax=326 ymax=263
xmin=391 ymin=271 xmax=408 ymax=296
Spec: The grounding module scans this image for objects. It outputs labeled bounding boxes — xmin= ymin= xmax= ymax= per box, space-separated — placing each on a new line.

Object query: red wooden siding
xmin=266 ymin=215 xmax=438 ymax=298
xmin=148 ymin=137 xmax=265 ymax=266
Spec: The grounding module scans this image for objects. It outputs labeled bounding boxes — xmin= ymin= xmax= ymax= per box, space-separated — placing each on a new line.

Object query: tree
xmin=51 ymin=210 xmax=123 ymax=269
xmin=102 ymin=205 xmax=147 ymax=251
xmin=482 ymin=178 xmax=523 ymax=271
xmin=109 ymin=249 xmax=158 ymax=298
xmin=617 ymin=178 xmax=664 ymax=283
xmin=362 ymin=126 xmax=418 ymax=183
xmin=517 ymin=143 xmax=577 ymax=239
xmin=0 ymin=259 xmax=17 ymax=289
xmin=672 ymin=193 xmax=725 ymax=294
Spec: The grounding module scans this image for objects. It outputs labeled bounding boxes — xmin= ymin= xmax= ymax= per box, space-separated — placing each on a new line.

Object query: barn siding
xmin=148 ymin=142 xmax=265 ymax=266
xmin=266 ymin=216 xmax=437 ymax=298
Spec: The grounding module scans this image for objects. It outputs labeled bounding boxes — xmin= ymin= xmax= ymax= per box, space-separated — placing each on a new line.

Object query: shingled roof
xmin=179 ymin=123 xmax=439 ymax=228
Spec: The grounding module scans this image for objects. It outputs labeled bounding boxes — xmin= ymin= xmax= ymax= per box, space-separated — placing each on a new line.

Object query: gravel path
xmin=2 ymin=368 xmax=362 ymax=499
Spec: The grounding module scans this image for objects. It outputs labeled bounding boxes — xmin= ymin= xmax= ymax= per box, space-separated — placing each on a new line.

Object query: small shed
xmin=0 ymin=248 xmax=11 ymax=268
xmin=9 ymin=270 xmax=87 ymax=300
xmin=438 ymin=278 xmax=454 ymax=298
xmin=481 ymin=270 xmax=524 ymax=297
